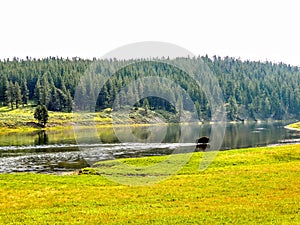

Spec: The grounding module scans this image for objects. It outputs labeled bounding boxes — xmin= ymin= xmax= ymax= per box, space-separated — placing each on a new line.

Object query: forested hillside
xmin=0 ymin=56 xmax=300 ymax=121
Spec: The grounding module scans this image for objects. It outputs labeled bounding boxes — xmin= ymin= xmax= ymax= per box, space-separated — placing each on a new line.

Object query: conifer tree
xmin=66 ymin=90 xmax=73 ymax=112
xmin=34 ymin=78 xmax=42 ymax=105
xmin=34 ymin=105 xmax=49 ymax=127
xmin=6 ymin=81 xmax=15 ymax=109
xmin=0 ymin=76 xmax=8 ymax=106
xmin=40 ymin=74 xmax=50 ymax=106
xmin=14 ymin=82 xmax=22 ymax=108
xmin=21 ymin=79 xmax=29 ymax=106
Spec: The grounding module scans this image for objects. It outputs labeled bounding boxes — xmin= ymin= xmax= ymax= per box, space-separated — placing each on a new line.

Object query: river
xmin=0 ymin=121 xmax=299 ymax=173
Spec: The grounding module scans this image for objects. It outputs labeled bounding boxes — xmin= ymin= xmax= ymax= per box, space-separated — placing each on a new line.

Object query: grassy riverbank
xmin=0 ymin=105 xmax=176 ymax=134
xmin=0 ymin=144 xmax=299 ymax=224
xmin=0 ymin=105 xmax=74 ymax=132
xmin=286 ymin=121 xmax=300 ymax=130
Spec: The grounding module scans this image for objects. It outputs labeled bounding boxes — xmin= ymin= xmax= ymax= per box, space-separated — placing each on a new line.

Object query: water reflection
xmin=34 ymin=130 xmax=49 ymax=145
xmin=131 ymin=126 xmax=151 ymax=140
xmin=195 ymin=144 xmax=209 ymax=151
xmin=0 ymin=121 xmax=300 ymax=173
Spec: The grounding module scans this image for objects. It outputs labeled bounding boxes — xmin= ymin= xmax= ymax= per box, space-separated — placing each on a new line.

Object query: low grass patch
xmin=0 ymin=145 xmax=299 ymax=224
xmin=287 ymin=121 xmax=300 ymax=130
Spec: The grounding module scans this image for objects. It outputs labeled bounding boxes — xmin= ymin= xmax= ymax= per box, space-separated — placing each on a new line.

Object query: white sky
xmin=1 ymin=0 xmax=300 ymax=65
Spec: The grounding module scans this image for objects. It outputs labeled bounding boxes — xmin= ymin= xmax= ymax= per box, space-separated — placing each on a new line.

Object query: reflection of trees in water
xmin=99 ymin=125 xmax=182 ymax=143
xmin=223 ymin=124 xmax=251 ymax=148
xmin=131 ymin=127 xmax=151 ymax=140
xmin=99 ymin=127 xmax=120 ymax=143
xmin=163 ymin=125 xmax=181 ymax=142
xmin=228 ymin=125 xmax=240 ymax=147
xmin=222 ymin=123 xmax=282 ymax=149
xmin=129 ymin=124 xmax=207 ymax=143
xmin=34 ymin=130 xmax=49 ymax=145
xmin=89 ymin=123 xmax=292 ymax=147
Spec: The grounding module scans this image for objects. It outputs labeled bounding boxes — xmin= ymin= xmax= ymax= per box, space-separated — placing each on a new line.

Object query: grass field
xmin=0 ymin=144 xmax=299 ymax=224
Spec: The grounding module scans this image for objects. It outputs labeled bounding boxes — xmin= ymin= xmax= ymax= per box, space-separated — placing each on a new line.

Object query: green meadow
xmin=0 ymin=144 xmax=299 ymax=224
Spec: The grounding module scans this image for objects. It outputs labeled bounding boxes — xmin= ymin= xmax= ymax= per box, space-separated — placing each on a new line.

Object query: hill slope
xmin=1 ymin=56 xmax=300 ymax=121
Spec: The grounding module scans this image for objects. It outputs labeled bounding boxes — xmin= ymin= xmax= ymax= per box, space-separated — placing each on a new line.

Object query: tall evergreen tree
xmin=14 ymin=82 xmax=22 ymax=108
xmin=48 ymin=87 xmax=60 ymax=111
xmin=21 ymin=78 xmax=29 ymax=106
xmin=0 ymin=76 xmax=8 ymax=106
xmin=34 ymin=78 xmax=42 ymax=105
xmin=40 ymin=74 xmax=50 ymax=106
xmin=66 ymin=90 xmax=73 ymax=112
xmin=6 ymin=81 xmax=15 ymax=109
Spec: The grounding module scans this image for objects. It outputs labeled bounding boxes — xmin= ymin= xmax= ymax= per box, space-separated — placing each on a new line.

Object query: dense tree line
xmin=204 ymin=56 xmax=300 ymax=120
xmin=0 ymin=56 xmax=300 ymax=121
xmin=0 ymin=57 xmax=86 ymax=112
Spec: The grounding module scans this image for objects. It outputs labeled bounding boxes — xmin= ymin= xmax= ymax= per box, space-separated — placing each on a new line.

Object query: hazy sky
xmin=1 ymin=0 xmax=300 ymax=65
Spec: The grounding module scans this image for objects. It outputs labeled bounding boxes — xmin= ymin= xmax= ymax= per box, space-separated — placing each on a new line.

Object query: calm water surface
xmin=0 ymin=122 xmax=299 ymax=173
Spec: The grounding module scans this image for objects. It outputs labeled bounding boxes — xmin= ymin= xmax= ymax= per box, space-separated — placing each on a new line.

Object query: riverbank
xmin=285 ymin=121 xmax=300 ymax=131
xmin=0 ymin=144 xmax=299 ymax=224
xmin=2 ymin=105 xmax=296 ymax=135
xmin=0 ymin=106 xmax=177 ymax=134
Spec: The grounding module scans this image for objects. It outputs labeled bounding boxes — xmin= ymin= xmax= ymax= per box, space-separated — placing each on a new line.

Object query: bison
xmin=195 ymin=136 xmax=210 ymax=151
xmin=196 ymin=136 xmax=209 ymax=144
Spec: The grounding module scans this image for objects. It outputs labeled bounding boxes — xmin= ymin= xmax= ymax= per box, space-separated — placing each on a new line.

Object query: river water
xmin=0 ymin=122 xmax=299 ymax=173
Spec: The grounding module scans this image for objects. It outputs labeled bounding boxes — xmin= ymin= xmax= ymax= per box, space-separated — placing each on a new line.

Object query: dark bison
xmin=196 ymin=136 xmax=209 ymax=144
xmin=195 ymin=136 xmax=210 ymax=151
